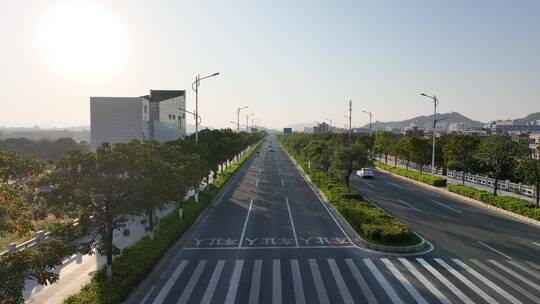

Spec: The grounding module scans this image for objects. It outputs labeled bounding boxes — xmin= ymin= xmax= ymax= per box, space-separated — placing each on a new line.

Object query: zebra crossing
xmin=145 ymin=257 xmax=540 ymax=304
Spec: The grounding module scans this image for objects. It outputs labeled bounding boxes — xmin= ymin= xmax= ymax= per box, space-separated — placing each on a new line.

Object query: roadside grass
xmin=375 ymin=160 xmax=447 ymax=187
xmin=285 ymin=152 xmax=420 ymax=247
xmin=63 ymin=144 xmax=259 ymax=304
xmin=448 ymin=184 xmax=540 ymax=221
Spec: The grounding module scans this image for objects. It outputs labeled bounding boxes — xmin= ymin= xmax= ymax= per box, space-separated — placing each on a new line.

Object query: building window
xmin=172 ymin=114 xmax=176 ymax=120
xmin=168 ymin=114 xmax=172 ymax=119
xmin=144 ymin=105 xmax=148 ymax=114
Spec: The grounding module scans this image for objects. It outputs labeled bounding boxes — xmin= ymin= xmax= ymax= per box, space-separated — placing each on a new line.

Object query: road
xmin=141 ymin=135 xmax=540 ymax=304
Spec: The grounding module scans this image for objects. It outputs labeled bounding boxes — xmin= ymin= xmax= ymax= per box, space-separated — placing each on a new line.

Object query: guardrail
xmin=1 ymin=145 xmax=255 ymax=256
xmin=377 ymin=154 xmax=537 ymax=198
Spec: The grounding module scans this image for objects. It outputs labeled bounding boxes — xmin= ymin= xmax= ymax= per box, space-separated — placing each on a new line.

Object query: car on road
xmin=269 ymin=148 xmax=274 ymax=152
xmin=357 ymin=167 xmax=374 ymax=178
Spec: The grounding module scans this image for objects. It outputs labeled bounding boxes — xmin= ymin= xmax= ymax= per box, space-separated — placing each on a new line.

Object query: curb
xmin=124 ymin=143 xmax=261 ymax=304
xmin=375 ymin=166 xmax=540 ymax=229
xmin=281 ymin=145 xmax=429 ymax=254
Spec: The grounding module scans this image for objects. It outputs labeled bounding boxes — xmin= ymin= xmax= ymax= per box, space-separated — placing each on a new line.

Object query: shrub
xmin=448 ymin=184 xmax=540 ymax=221
xmin=375 ymin=161 xmax=447 ymax=187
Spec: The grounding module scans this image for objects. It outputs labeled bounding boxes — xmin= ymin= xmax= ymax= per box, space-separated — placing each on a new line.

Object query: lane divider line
xmin=285 ymin=197 xmax=299 ymax=247
xmin=431 ymin=200 xmax=462 ymax=214
xmin=398 ymin=199 xmax=423 ymax=212
xmin=533 ymin=241 xmax=540 ymax=247
xmin=238 ymin=198 xmax=254 ymax=248
xmin=477 ymin=241 xmax=513 ymax=260
xmin=281 ymin=178 xmax=285 ymax=187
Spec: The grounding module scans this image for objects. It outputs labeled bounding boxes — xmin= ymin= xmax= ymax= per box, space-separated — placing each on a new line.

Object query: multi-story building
xmin=90 ymin=90 xmax=186 ymax=151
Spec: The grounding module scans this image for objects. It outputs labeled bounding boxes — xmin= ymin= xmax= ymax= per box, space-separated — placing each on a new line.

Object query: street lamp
xmin=192 ymin=72 xmax=220 ymax=144
xmin=362 ymin=110 xmax=373 ymax=136
xmin=420 ymin=93 xmax=439 ymax=176
xmin=246 ymin=113 xmax=254 ymax=132
xmin=252 ymin=118 xmax=259 ymax=132
xmin=237 ymin=106 xmax=249 ymax=132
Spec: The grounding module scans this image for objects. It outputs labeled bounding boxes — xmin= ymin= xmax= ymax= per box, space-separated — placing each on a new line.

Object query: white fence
xmin=378 ymin=155 xmax=537 ymax=198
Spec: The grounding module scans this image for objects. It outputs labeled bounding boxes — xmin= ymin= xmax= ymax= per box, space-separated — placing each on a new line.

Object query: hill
xmin=362 ymin=112 xmax=485 ymax=131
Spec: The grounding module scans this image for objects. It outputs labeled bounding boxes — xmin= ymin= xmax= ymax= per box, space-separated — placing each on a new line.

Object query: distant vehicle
xmin=357 ymin=168 xmax=374 ymax=178
xmin=269 ymin=148 xmax=274 ymax=152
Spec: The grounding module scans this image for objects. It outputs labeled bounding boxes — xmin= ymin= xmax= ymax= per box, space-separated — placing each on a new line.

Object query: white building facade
xmin=90 ymin=90 xmax=186 ymax=151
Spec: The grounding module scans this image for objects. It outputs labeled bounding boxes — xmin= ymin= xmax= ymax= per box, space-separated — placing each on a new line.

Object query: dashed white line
xmin=398 ymin=199 xmax=423 ymax=212
xmin=477 ymin=241 xmax=513 ymax=260
xmin=387 ymin=181 xmax=403 ymax=188
xmin=239 ymin=199 xmax=254 ymax=247
xmin=285 ymin=197 xmax=299 ymax=247
xmin=533 ymin=241 xmax=540 ymax=247
xmin=281 ymin=178 xmax=284 ymax=187
xmin=431 ymin=200 xmax=462 ymax=213
xmin=255 ymin=178 xmax=259 ymax=186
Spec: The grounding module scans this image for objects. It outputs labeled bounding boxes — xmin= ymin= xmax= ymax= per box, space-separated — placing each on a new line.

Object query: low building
xmin=313 ymin=122 xmax=330 ymax=134
xmin=90 ymin=90 xmax=186 ymax=151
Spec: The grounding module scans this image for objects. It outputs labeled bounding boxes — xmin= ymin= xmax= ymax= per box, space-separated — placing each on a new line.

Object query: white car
xmin=357 ymin=168 xmax=374 ymax=178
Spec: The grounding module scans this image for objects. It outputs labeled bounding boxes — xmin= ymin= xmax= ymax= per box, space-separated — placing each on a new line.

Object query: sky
xmin=1 ymin=0 xmax=539 ymax=129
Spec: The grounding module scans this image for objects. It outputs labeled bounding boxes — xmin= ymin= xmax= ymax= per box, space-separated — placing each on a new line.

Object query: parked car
xmin=357 ymin=167 xmax=374 ymax=178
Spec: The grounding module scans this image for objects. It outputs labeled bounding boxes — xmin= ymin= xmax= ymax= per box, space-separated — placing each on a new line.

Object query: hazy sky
xmin=1 ymin=0 xmax=539 ymax=129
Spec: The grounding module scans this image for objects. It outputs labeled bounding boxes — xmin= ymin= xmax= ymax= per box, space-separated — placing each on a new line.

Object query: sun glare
xmin=36 ymin=1 xmax=131 ymax=82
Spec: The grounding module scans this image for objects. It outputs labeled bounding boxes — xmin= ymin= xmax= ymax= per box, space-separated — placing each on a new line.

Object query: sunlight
xmin=36 ymin=1 xmax=131 ymax=82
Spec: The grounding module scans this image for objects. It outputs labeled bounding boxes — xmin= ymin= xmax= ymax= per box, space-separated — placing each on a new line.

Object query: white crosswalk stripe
xmin=453 ymin=259 xmax=522 ymax=304
xmin=435 ymin=258 xmax=499 ymax=304
xmin=147 ymin=257 xmax=539 ymax=304
xmin=525 ymin=261 xmax=540 ymax=271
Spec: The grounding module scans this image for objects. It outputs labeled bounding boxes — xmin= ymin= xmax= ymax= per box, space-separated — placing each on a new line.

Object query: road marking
xmin=363 ymin=180 xmax=375 ymax=187
xmin=273 ymin=259 xmax=282 ymax=304
xmin=177 ymin=260 xmax=207 ymax=304
xmin=431 ymin=200 xmax=462 ymax=213
xmin=200 ymin=260 xmax=225 ymax=304
xmin=507 ymin=260 xmax=540 ymax=280
xmin=398 ymin=259 xmax=451 ymax=304
xmin=533 ymin=241 xmax=540 ymax=247
xmin=382 ymin=258 xmax=427 ymax=304
xmin=290 ymin=259 xmax=306 ymax=304
xmin=434 ymin=258 xmax=499 ymax=304
xmin=345 ymin=259 xmax=378 ymax=304
xmin=364 ymin=259 xmax=403 ymax=304
xmin=453 ymin=259 xmax=522 ymax=304
xmin=281 ymin=178 xmax=285 ymax=186
xmin=224 ymin=260 xmax=244 ymax=304
xmin=285 ymin=197 xmax=299 ymax=247
xmin=477 ymin=241 xmax=513 ymax=259
xmin=387 ymin=181 xmax=403 ymax=188
xmin=416 ymin=258 xmax=474 ymax=304
xmin=328 ymin=259 xmax=354 ymax=304
xmin=398 ymin=199 xmax=423 ymax=212
xmin=526 ymin=261 xmax=540 ymax=271
xmin=248 ymin=260 xmax=262 ymax=304
xmin=151 ymin=260 xmax=189 ymax=304
xmin=278 ymin=169 xmax=282 ymax=174
xmin=471 ymin=259 xmax=540 ymax=303
xmin=183 ymin=245 xmax=357 ymax=250
xmin=255 ymin=177 xmax=258 ymax=186
xmin=308 ymin=259 xmax=330 ymax=304
xmin=489 ymin=260 xmax=540 ymax=290
xmin=239 ymin=198 xmax=254 ymax=247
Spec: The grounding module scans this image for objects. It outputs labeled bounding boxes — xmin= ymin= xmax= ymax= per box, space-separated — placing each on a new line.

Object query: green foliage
xmin=0 ymin=137 xmax=89 ymax=161
xmin=443 ymin=135 xmax=479 ymax=184
xmin=376 ymin=161 xmax=447 ymax=187
xmin=448 ymin=184 xmax=540 ymax=220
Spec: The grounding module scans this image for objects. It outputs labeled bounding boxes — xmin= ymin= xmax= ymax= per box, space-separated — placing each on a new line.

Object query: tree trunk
xmin=493 ymin=175 xmax=499 ymax=196
xmin=148 ymin=208 xmax=155 ymax=240
xmin=178 ymin=206 xmax=184 ymax=220
xmin=406 ymin=160 xmax=409 ymax=171
xmin=385 ymin=154 xmax=388 ymax=164
xmin=394 ymin=157 xmax=397 ymax=167
xmin=106 ymin=216 xmax=113 ymax=278
xmin=462 ymin=171 xmax=466 ymax=185
xmin=345 ymin=171 xmax=351 ymax=189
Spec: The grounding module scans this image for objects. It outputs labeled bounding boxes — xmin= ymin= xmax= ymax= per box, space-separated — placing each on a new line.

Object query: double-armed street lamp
xmin=420 ymin=93 xmax=439 ymax=176
xmin=192 ymin=72 xmax=220 ymax=144
xmin=237 ymin=106 xmax=249 ymax=132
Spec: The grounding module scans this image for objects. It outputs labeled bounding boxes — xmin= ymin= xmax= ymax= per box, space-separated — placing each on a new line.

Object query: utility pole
xmin=421 ymin=93 xmax=439 ymax=176
xmin=348 ymin=100 xmax=352 ymax=144
xmin=246 ymin=113 xmax=254 ymax=132
xmin=362 ymin=110 xmax=373 ymax=137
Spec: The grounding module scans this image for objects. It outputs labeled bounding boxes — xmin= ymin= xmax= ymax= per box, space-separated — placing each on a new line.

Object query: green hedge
xmin=448 ymin=184 xmax=540 ymax=221
xmin=64 ymin=144 xmax=259 ymax=304
xmin=286 ymin=152 xmax=419 ymax=246
xmin=375 ymin=161 xmax=447 ymax=187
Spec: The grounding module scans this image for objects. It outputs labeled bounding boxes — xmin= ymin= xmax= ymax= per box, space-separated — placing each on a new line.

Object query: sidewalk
xmin=23 ymin=203 xmax=176 ymax=304
xmin=376 ymin=158 xmax=534 ymax=202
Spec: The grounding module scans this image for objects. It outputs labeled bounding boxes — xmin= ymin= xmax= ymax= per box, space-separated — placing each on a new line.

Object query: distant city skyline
xmin=1 ymin=0 xmax=539 ymax=129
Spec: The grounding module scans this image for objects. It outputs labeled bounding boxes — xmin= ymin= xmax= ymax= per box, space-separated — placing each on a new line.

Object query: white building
xmin=90 ymin=90 xmax=186 ymax=151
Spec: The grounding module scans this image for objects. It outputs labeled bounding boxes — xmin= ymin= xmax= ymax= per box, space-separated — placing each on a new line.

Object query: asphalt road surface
xmin=141 ymin=135 xmax=540 ymax=304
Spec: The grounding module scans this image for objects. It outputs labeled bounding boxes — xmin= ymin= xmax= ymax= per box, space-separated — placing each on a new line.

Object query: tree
xmin=43 ymin=143 xmax=138 ymax=278
xmin=516 ymin=146 xmax=540 ymax=207
xmin=409 ymin=137 xmax=432 ymax=173
xmin=476 ymin=135 xmax=519 ymax=196
xmin=305 ymin=140 xmax=331 ymax=171
xmin=331 ymin=141 xmax=368 ymax=188
xmin=373 ymin=132 xmax=396 ymax=164
xmin=443 ymin=135 xmax=478 ymax=184
xmin=394 ymin=138 xmax=413 ymax=170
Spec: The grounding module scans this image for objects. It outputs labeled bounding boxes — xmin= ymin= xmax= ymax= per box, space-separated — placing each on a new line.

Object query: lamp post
xmin=252 ymin=118 xmax=259 ymax=132
xmin=237 ymin=106 xmax=249 ymax=132
xmin=362 ymin=110 xmax=373 ymax=136
xmin=420 ymin=93 xmax=439 ymax=176
xmin=246 ymin=113 xmax=254 ymax=132
xmin=192 ymin=72 xmax=220 ymax=144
